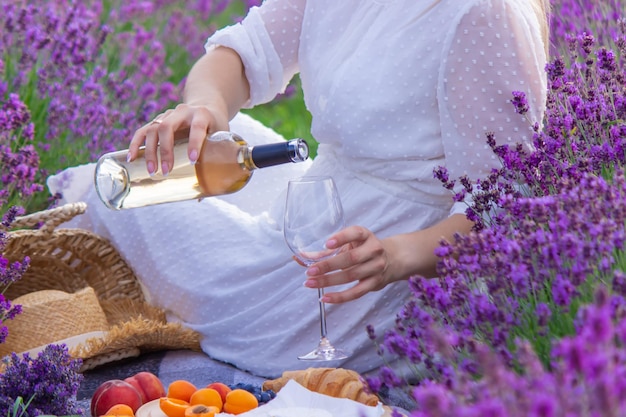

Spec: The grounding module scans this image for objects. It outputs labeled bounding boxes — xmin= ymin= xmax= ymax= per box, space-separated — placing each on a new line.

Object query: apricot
xmin=223 ymin=389 xmax=259 ymax=415
xmin=102 ymin=404 xmax=135 ymax=416
xmin=159 ymin=397 xmax=189 ymax=417
xmin=184 ymin=404 xmax=220 ymax=417
xmin=167 ymin=380 xmax=198 ymax=402
xmin=205 ymin=382 xmax=231 ymax=404
xmin=189 ymin=388 xmax=223 ymax=410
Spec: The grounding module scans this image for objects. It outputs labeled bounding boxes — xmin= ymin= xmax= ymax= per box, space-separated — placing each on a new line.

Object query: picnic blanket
xmin=76 ymin=349 xmax=414 ymax=416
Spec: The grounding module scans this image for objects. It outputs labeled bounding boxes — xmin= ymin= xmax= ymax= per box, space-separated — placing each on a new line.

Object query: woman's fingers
xmin=321 ymin=280 xmax=375 ymax=304
xmin=325 ymin=225 xmax=370 ymax=250
xmin=128 ymin=112 xmax=167 ymax=162
xmin=127 ymin=105 xmax=223 ymax=174
xmin=143 ymin=123 xmax=161 ymax=175
xmin=187 ymin=106 xmax=215 ymax=164
xmin=302 ymin=225 xmax=390 ymax=303
xmin=306 ymin=264 xmax=385 ymax=303
xmin=128 ymin=128 xmax=146 ymax=162
xmin=305 ymin=255 xmax=385 ymax=291
xmin=151 ymin=108 xmax=191 ymax=173
xmin=308 ymin=226 xmax=382 ymax=277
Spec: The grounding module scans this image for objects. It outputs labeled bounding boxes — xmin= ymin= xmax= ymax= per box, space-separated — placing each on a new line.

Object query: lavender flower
xmin=0 ymin=205 xmax=28 ymax=345
xmin=0 ymin=345 xmax=83 ymax=416
xmin=510 ymin=91 xmax=529 ymax=115
xmin=0 ymin=2 xmax=267 ymax=416
xmin=399 ymin=287 xmax=626 ymax=417
xmin=414 ymin=171 xmax=625 ymax=377
xmin=0 ymin=295 xmax=21 ymax=346
xmin=1 ymin=0 xmax=254 ymax=213
xmin=550 ymin=0 xmax=625 ymax=60
xmin=368 ymin=6 xmax=626 ymax=417
xmin=0 ymin=90 xmax=41 ymax=208
xmin=446 ymin=26 xmax=626 ymax=230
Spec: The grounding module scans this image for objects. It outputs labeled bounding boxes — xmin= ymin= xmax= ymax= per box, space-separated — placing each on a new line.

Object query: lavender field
xmin=2 ymin=0 xmax=626 ymax=416
xmin=0 ymin=0 xmax=310 ymax=214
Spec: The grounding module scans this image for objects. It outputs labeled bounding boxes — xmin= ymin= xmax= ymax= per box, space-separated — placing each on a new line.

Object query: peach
xmin=124 ymin=371 xmax=166 ymax=403
xmin=205 ymin=382 xmax=231 ymax=404
xmin=91 ymin=380 xmax=143 ymax=417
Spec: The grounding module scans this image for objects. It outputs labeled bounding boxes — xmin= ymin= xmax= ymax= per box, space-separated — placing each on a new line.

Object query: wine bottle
xmin=94 ymin=131 xmax=309 ymax=210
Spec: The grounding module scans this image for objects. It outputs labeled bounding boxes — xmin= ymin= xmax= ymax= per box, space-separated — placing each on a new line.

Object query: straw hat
xmin=2 ymin=202 xmax=201 ymax=371
xmin=0 ymin=287 xmax=109 ymax=357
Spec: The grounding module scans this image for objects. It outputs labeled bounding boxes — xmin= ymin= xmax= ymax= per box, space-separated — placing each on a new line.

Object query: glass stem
xmin=318 ymin=288 xmax=328 ymax=339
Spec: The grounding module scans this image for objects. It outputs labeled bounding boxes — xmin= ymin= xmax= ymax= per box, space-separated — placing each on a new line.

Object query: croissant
xmin=262 ymin=367 xmax=380 ymax=406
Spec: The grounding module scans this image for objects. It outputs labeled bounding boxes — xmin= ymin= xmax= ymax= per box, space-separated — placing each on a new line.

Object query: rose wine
xmin=94 ymin=132 xmax=309 ymax=210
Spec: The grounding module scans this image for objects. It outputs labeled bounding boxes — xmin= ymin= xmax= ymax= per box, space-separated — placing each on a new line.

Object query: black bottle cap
xmin=251 ymin=139 xmax=309 ymax=168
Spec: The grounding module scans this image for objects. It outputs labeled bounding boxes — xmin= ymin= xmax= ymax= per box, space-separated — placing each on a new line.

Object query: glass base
xmin=298 ymin=337 xmax=350 ymax=361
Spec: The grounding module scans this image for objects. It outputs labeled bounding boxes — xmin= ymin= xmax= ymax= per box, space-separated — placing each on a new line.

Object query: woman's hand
xmin=126 ymin=46 xmax=248 ymax=176
xmin=302 ymin=225 xmax=404 ymax=304
xmin=128 ymin=103 xmax=229 ymax=176
xmin=300 ymin=214 xmax=474 ymax=304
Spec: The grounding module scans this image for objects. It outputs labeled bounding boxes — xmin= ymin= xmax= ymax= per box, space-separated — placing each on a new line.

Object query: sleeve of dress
xmin=204 ymin=0 xmax=305 ymax=108
xmin=437 ymin=0 xmax=547 ymax=217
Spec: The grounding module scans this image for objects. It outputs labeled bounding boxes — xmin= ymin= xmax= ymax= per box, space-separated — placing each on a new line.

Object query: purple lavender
xmin=0 ymin=206 xmax=28 ymax=345
xmin=367 ymin=4 xmax=626 ymax=416
xmin=550 ymin=0 xmax=625 ymax=60
xmin=452 ymin=26 xmax=626 ymax=230
xmin=1 ymin=0 xmax=252 ymax=213
xmin=0 ymin=345 xmax=83 ymax=416
xmin=0 ymin=90 xmax=42 ymax=208
xmin=401 ymin=287 xmax=626 ymax=417
xmin=0 ymin=1 xmax=263 ymax=415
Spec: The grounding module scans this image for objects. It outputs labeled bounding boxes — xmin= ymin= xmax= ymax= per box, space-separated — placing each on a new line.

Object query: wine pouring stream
xmin=283 ymin=176 xmax=351 ymax=361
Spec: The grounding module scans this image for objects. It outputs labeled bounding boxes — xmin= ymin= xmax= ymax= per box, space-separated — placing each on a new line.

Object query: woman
xmin=49 ymin=0 xmax=549 ymax=378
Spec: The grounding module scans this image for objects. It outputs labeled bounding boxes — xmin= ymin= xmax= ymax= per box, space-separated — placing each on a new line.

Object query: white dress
xmin=47 ymin=0 xmax=547 ymax=378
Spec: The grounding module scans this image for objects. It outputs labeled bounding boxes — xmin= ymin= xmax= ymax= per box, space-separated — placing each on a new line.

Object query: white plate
xmin=136 ymin=380 xmax=389 ymax=417
xmin=136 ymin=401 xmax=335 ymax=417
xmin=136 ymin=400 xmax=242 ymax=417
xmin=136 ymin=400 xmax=167 ymax=417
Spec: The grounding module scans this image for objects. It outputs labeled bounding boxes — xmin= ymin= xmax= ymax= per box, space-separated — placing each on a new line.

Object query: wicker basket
xmin=2 ymin=202 xmax=201 ymax=371
xmin=3 ymin=202 xmax=143 ymax=302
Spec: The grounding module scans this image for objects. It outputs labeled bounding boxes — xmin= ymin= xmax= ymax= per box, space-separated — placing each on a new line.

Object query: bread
xmin=262 ymin=367 xmax=379 ymax=406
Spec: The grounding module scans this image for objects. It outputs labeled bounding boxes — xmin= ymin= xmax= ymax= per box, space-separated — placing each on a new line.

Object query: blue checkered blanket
xmin=77 ymin=349 xmax=413 ymax=416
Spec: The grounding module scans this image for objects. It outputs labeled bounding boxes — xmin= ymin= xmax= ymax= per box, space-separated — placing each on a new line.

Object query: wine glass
xmin=284 ymin=176 xmax=351 ymax=361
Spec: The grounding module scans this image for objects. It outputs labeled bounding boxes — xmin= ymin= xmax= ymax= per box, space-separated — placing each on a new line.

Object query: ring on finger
xmin=150 ymin=118 xmax=163 ymax=125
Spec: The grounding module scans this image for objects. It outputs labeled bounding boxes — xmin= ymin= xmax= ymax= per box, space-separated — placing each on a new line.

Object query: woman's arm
xmin=127 ymin=0 xmax=305 ymax=175
xmin=127 ymin=46 xmax=250 ymax=174
xmin=305 ymin=0 xmax=547 ymax=305
xmin=183 ymin=46 xmax=250 ymax=124
xmin=304 ymin=214 xmax=474 ymax=304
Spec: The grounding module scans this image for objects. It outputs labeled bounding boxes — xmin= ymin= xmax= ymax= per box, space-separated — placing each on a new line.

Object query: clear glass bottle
xmin=94 ymin=131 xmax=309 ymax=210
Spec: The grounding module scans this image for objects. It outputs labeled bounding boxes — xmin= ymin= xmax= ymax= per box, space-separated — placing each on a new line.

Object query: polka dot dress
xmin=48 ymin=0 xmax=547 ymax=378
